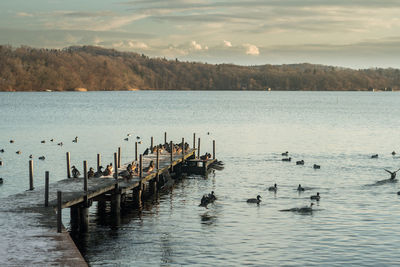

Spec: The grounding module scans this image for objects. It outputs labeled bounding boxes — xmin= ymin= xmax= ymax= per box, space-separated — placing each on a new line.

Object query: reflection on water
xmin=2 ymin=91 xmax=400 ymax=266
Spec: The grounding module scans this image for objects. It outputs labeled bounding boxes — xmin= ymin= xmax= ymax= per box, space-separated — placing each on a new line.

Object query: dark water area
xmin=1 ymin=91 xmax=400 ymax=266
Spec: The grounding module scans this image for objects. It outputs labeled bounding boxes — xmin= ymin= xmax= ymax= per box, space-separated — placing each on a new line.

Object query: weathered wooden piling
xmin=118 ymin=147 xmax=121 ymax=168
xmin=114 ymin=153 xmax=118 ymax=179
xmin=139 ymin=154 xmax=143 ymax=179
xmin=182 ymin=138 xmax=185 ymax=160
xmin=97 ymin=153 xmax=101 ymax=171
xmin=135 ymin=142 xmax=138 ymax=161
xmin=66 ymin=152 xmax=71 ymax=178
xmin=213 ymin=140 xmax=216 ymax=159
xmin=57 ymin=191 xmax=62 ymax=233
xmin=79 ymin=205 xmax=89 ymax=232
xmin=193 ymin=133 xmax=196 ymax=149
xmin=70 ymin=206 xmax=80 ymax=231
xmin=44 ymin=171 xmax=49 ymax=207
xmin=83 ymin=161 xmax=88 ymax=192
xmin=164 ymin=132 xmax=167 ymax=144
xmin=29 ymin=160 xmax=34 ymax=190
xmin=151 ymin=136 xmax=154 ymax=153
xmin=197 ymin=138 xmax=201 ymax=159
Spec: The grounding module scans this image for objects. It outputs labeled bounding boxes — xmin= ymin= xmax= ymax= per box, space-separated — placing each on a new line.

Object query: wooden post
xmin=135 ymin=142 xmax=138 ymax=161
xmin=151 ymin=136 xmax=154 ymax=153
xmin=170 ymin=141 xmax=173 ymax=164
xmin=97 ymin=153 xmax=101 ymax=171
xmin=57 ymin=191 xmax=62 ymax=233
xmin=156 ymin=148 xmax=160 ymax=170
xmin=182 ymin=137 xmax=185 ymax=160
xmin=29 ymin=160 xmax=34 ymax=190
xmin=193 ymin=133 xmax=196 ymax=149
xmin=80 ymin=207 xmax=89 ymax=233
xmin=156 ymin=148 xmax=160 ymax=191
xmin=139 ymin=154 xmax=143 ymax=179
xmin=213 ymin=140 xmax=216 ymax=159
xmin=197 ymin=138 xmax=201 ymax=159
xmin=66 ymin=152 xmax=71 ymax=178
xmin=44 ymin=171 xmax=49 ymax=207
xmin=83 ymin=161 xmax=88 ymax=192
xmin=164 ymin=132 xmax=167 ymax=144
xmin=118 ymin=147 xmax=121 ymax=168
xmin=114 ymin=152 xmax=118 ymax=179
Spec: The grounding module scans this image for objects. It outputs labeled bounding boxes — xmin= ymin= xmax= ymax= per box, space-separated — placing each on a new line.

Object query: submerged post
xmin=135 ymin=142 xmax=138 ymax=161
xmin=197 ymin=138 xmax=201 ymax=159
xmin=97 ymin=153 xmax=101 ymax=171
xmin=164 ymin=132 xmax=167 ymax=144
xmin=29 ymin=160 xmax=34 ymax=190
xmin=44 ymin=171 xmax=49 ymax=207
xmin=193 ymin=133 xmax=196 ymax=149
xmin=114 ymin=152 xmax=118 ymax=179
xmin=139 ymin=154 xmax=143 ymax=179
xmin=66 ymin=152 xmax=71 ymax=178
xmin=83 ymin=161 xmax=88 ymax=192
xmin=213 ymin=140 xmax=216 ymax=159
xmin=118 ymin=147 xmax=121 ymax=168
xmin=151 ymin=136 xmax=154 ymax=153
xmin=57 ymin=191 xmax=62 ymax=233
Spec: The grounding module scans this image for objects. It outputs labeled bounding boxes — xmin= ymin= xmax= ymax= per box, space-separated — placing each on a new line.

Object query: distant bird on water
xmin=247 ymin=195 xmax=262 ymax=204
xmin=124 ymin=138 xmax=129 ymax=141
xmin=297 ymin=184 xmax=305 ymax=191
xmin=384 ymin=168 xmax=400 ymax=180
xmin=268 ymin=184 xmax=277 ymax=192
xmin=72 ymin=136 xmax=78 ymax=143
xmin=282 ymin=157 xmax=291 ymax=162
xmin=371 ymin=154 xmax=378 ymax=159
xmin=16 ymin=151 xmax=21 ymax=154
xmin=29 ymin=154 xmax=33 ymax=159
xmin=392 ymin=151 xmax=396 ymax=156
xmin=311 ymin=192 xmax=320 ymax=201
xmin=296 ymin=160 xmax=304 ymax=165
xmin=313 ymin=164 xmax=320 ymax=169
xmin=50 ymin=139 xmax=54 ymax=142
xmin=38 ymin=156 xmax=45 ymax=160
xmin=0 ymin=178 xmax=3 ymax=184
xmin=57 ymin=142 xmax=63 ymax=146
xmin=0 ymin=149 xmax=4 ymax=153
xmin=281 ymin=151 xmax=289 ymax=156
xmin=41 ymin=140 xmax=45 ymax=144
xmin=9 ymin=140 xmax=14 ymax=143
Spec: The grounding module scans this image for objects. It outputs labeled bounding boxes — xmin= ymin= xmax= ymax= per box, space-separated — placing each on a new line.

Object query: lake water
xmin=1 ymin=91 xmax=400 ymax=266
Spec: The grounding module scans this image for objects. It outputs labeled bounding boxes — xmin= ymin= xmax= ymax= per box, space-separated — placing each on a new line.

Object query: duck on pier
xmin=143 ymin=161 xmax=154 ymax=173
xmin=268 ymin=183 xmax=277 ymax=192
xmin=297 ymin=184 xmax=305 ymax=191
xmin=311 ymin=192 xmax=320 ymax=201
xmin=103 ymin=164 xmax=112 ymax=176
xmin=94 ymin=166 xmax=103 ymax=178
xmin=200 ymin=153 xmax=211 ymax=160
xmin=71 ymin=165 xmax=80 ymax=178
xmin=88 ymin=167 xmax=95 ymax=178
xmin=247 ymin=195 xmax=262 ymax=204
xmin=143 ymin=148 xmax=150 ymax=155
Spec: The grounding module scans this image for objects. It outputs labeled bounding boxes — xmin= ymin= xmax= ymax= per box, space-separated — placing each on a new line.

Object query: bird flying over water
xmin=384 ymin=168 xmax=400 ymax=180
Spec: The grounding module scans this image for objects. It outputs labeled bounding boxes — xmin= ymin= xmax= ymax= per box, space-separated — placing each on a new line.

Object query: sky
xmin=1 ymin=0 xmax=400 ymax=68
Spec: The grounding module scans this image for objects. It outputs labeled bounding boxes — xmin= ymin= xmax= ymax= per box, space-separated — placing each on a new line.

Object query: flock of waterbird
xmin=199 ymin=150 xmax=400 ymax=214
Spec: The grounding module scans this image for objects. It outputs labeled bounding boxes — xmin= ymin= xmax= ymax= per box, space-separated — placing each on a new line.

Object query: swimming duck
xmin=297 ymin=184 xmax=305 ymax=191
xmin=50 ymin=139 xmax=54 ymax=142
xmin=280 ymin=203 xmax=314 ymax=213
xmin=310 ymin=192 xmax=320 ymax=201
xmin=208 ymin=191 xmax=217 ymax=202
xmin=9 ymin=140 xmax=14 ymax=143
xmin=296 ymin=160 xmax=304 ymax=165
xmin=0 ymin=149 xmax=4 ymax=153
xmin=384 ymin=168 xmax=400 ymax=180
xmin=0 ymin=178 xmax=3 ymax=184
xmin=16 ymin=151 xmax=21 ymax=154
xmin=282 ymin=157 xmax=291 ymax=162
xmin=268 ymin=184 xmax=277 ymax=192
xmin=136 ymin=136 xmax=140 ymax=140
xmin=41 ymin=140 xmax=45 ymax=144
xmin=313 ymin=164 xmax=320 ymax=169
xmin=0 ymin=161 xmax=2 ymax=166
xmin=71 ymin=165 xmax=80 ymax=178
xmin=199 ymin=191 xmax=217 ymax=208
xmin=88 ymin=167 xmax=95 ymax=178
xmin=392 ymin=151 xmax=396 ymax=156
xmin=124 ymin=138 xmax=129 ymax=141
xmin=281 ymin=151 xmax=289 ymax=156
xmin=143 ymin=161 xmax=154 ymax=173
xmin=138 ymin=141 xmax=142 ymax=144
xmin=247 ymin=195 xmax=262 ymax=204
xmin=29 ymin=154 xmax=33 ymax=159
xmin=72 ymin=136 xmax=78 ymax=143
xmin=38 ymin=156 xmax=45 ymax=160
xmin=397 ymin=191 xmax=400 ymax=195
xmin=371 ymin=154 xmax=378 ymax=159
xmin=57 ymin=142 xmax=63 ymax=146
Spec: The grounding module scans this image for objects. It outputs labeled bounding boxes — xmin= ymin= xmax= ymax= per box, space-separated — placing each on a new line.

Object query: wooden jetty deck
xmin=0 ymin=138 xmax=218 ymax=266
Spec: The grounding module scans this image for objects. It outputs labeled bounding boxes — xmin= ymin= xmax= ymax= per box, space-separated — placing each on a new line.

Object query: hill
xmin=0 ymin=45 xmax=399 ymax=91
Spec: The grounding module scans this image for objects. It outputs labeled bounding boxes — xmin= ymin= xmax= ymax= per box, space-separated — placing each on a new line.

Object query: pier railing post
xmin=57 ymin=191 xmax=62 ymax=233
xmin=164 ymin=132 xmax=167 ymax=144
xmin=156 ymin=148 xmax=160 ymax=170
xmin=66 ymin=152 xmax=71 ymax=178
xmin=151 ymin=136 xmax=154 ymax=153
xmin=83 ymin=161 xmax=88 ymax=192
xmin=97 ymin=153 xmax=101 ymax=172
xmin=135 ymin=142 xmax=138 ymax=161
xmin=197 ymin=138 xmax=201 ymax=159
xmin=170 ymin=141 xmax=173 ymax=164
xmin=118 ymin=147 xmax=121 ymax=168
xmin=139 ymin=154 xmax=143 ymax=179
xmin=213 ymin=140 xmax=216 ymax=159
xmin=114 ymin=152 xmax=118 ymax=180
xmin=44 ymin=171 xmax=49 ymax=207
xmin=193 ymin=133 xmax=196 ymax=149
xmin=29 ymin=160 xmax=34 ymax=190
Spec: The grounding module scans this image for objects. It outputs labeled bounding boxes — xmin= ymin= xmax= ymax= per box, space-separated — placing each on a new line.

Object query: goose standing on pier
xmin=71 ymin=166 xmax=80 ymax=178
xmin=88 ymin=167 xmax=95 ymax=178
xmin=94 ymin=166 xmax=103 ymax=178
xmin=143 ymin=161 xmax=154 ymax=173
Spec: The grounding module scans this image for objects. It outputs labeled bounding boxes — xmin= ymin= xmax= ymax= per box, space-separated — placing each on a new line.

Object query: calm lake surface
xmin=1 ymin=91 xmax=400 ymax=266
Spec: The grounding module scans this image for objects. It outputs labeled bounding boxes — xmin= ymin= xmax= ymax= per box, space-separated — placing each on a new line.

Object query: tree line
xmin=1 ymin=45 xmax=399 ymax=91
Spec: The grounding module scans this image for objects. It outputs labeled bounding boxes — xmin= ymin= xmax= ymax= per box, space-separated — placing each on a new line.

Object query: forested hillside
xmin=1 ymin=45 xmax=399 ymax=91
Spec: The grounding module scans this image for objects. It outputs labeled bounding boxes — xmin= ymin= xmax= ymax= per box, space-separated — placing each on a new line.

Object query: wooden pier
xmin=0 ymin=136 xmax=218 ymax=266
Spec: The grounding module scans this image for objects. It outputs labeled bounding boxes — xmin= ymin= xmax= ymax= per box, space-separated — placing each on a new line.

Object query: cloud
xmin=244 ymin=44 xmax=259 ymax=55
xmin=190 ymin=40 xmax=207 ymax=50
xmin=224 ymin=40 xmax=232 ymax=47
xmin=16 ymin=12 xmax=33 ymax=17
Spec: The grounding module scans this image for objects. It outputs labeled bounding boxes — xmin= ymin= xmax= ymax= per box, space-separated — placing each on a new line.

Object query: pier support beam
xmin=111 ymin=192 xmax=121 ymax=215
xmin=70 ymin=205 xmax=80 ymax=231
xmin=79 ymin=206 xmax=89 ymax=233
